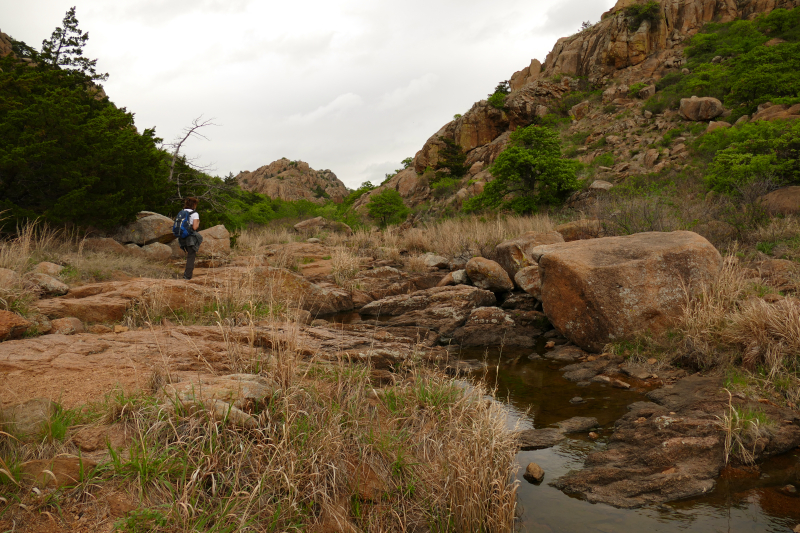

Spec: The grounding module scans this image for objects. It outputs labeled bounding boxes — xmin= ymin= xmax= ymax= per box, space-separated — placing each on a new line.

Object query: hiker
xmin=174 ymin=197 xmax=203 ymax=280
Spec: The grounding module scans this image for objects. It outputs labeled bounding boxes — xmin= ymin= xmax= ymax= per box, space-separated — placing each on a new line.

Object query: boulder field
xmin=2 ymin=226 xmax=797 ymax=510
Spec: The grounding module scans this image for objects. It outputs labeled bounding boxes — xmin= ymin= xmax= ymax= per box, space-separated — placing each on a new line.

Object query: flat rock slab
xmin=515 ymin=428 xmax=566 ymax=450
xmin=556 ymin=416 xmax=599 ymax=433
xmin=0 ymin=324 xmax=447 ymax=409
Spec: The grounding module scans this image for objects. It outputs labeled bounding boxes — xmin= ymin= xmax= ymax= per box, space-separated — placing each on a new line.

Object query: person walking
xmin=175 ymin=197 xmax=203 ymax=280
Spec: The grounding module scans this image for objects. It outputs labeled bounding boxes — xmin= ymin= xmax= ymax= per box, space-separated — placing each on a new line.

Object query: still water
xmin=454 ymin=346 xmax=800 ymax=533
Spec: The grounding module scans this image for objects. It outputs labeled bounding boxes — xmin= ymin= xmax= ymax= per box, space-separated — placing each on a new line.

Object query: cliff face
xmin=236 ymin=159 xmax=349 ymax=204
xmin=359 ymin=0 xmax=799 ymax=213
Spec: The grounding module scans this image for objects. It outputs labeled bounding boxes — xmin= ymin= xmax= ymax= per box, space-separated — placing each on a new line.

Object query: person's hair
xmin=184 ymin=197 xmax=198 ymax=209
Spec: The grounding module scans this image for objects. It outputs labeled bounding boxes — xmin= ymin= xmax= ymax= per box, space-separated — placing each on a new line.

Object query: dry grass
xmin=1 ymin=316 xmax=518 ymax=532
xmin=330 ymin=247 xmax=361 ymax=289
xmin=716 ymin=391 xmax=776 ymax=465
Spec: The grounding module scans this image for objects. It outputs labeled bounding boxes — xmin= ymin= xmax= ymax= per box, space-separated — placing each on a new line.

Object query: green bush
xmin=431 ymin=177 xmax=460 ymax=198
xmin=628 ymin=82 xmax=648 ymax=98
xmin=593 ymin=153 xmax=616 ymax=167
xmin=487 ymin=92 xmax=507 ymax=110
xmin=465 ymin=125 xmax=580 ymax=214
xmin=702 ymin=120 xmax=800 ymax=193
xmin=433 ymin=138 xmax=467 ymax=182
xmin=367 ymin=189 xmax=409 ymax=227
xmin=625 ymin=1 xmax=661 ymax=31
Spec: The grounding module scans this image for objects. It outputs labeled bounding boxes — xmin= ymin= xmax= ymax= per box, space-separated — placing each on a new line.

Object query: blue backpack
xmin=172 ymin=209 xmax=195 ymax=239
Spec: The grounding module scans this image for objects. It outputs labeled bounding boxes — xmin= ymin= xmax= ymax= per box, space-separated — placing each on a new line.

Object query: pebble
xmin=570 ymin=397 xmax=584 ymax=404
xmin=781 ymin=484 xmax=797 ymax=495
xmin=545 ymin=341 xmax=555 ymax=349
xmin=588 ymin=432 xmax=599 ymax=439
xmin=113 ymin=325 xmax=129 ymax=333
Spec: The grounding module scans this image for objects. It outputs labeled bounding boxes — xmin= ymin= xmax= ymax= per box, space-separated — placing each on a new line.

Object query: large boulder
xmin=199 ymin=225 xmax=231 ymax=255
xmin=253 ymin=267 xmax=353 ymax=315
xmin=34 ymin=262 xmax=64 ymax=277
xmin=465 ymin=257 xmax=514 ymax=292
xmin=113 ymin=212 xmax=175 ymax=246
xmin=360 ymin=285 xmax=496 ymax=337
xmin=293 ymin=216 xmax=353 ymax=236
xmin=760 ymin=186 xmax=800 ymax=216
xmin=532 ymin=231 xmax=722 ymax=352
xmin=494 ymin=231 xmax=564 ymax=279
xmin=142 ymin=242 xmax=172 ymax=261
xmin=679 ymin=97 xmax=724 ymax=121
xmin=0 ymin=398 xmax=53 ymax=437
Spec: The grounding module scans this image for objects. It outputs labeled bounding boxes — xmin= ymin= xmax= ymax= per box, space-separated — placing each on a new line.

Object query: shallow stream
xmin=454 ymin=346 xmax=800 ymax=533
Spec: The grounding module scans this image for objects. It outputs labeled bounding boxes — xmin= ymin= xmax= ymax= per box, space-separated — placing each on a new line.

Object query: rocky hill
xmin=236 ymin=158 xmax=349 ymax=204
xmin=354 ymin=0 xmax=800 ymax=214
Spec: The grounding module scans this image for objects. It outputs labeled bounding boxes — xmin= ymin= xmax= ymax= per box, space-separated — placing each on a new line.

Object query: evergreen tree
xmin=41 ymin=6 xmax=108 ymax=81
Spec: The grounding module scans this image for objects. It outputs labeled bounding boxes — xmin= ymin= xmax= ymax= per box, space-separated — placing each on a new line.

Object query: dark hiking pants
xmin=184 ymin=248 xmax=197 ymax=280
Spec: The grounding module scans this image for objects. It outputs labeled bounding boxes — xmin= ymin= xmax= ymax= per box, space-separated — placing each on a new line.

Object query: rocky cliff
xmin=355 ymin=0 xmax=800 ymax=213
xmin=236 ymin=158 xmax=349 ymax=204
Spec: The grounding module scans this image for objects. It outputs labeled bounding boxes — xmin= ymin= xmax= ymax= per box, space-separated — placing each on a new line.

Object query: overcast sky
xmin=3 ymin=0 xmax=615 ymax=188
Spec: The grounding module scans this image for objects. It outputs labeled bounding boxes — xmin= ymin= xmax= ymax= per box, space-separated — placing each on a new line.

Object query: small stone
xmin=781 ymin=484 xmax=797 ymax=495
xmin=50 ymin=317 xmax=83 ymax=335
xmin=306 ymin=238 xmax=321 ymax=244
xmin=612 ymin=379 xmax=631 ymax=389
xmin=588 ymin=432 xmax=599 ymax=439
xmin=523 ymin=462 xmax=545 ymax=484
xmin=89 ymin=324 xmax=113 ymax=334
xmin=662 ymin=467 xmax=677 ymax=475
xmin=545 ymin=340 xmax=555 ymax=349
xmin=34 ymin=262 xmax=64 ymax=277
xmin=636 ymin=417 xmax=647 ymax=423
xmin=570 ymin=397 xmax=584 ymax=404
xmin=113 ymin=325 xmax=129 ymax=333
xmin=586 ymin=356 xmax=597 ymax=362
xmin=794 ymin=524 xmax=800 ymax=533
xmin=647 ymin=358 xmax=657 ymax=365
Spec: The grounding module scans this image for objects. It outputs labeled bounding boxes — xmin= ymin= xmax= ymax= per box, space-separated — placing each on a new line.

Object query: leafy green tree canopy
xmin=366 ymin=189 xmax=409 ymax=227
xmin=465 ymin=125 xmax=580 ymax=214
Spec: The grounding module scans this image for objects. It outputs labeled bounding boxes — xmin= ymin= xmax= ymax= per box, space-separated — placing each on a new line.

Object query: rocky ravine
xmin=2 ymin=226 xmax=800 ymax=509
xmin=236 ymin=158 xmax=349 ymax=204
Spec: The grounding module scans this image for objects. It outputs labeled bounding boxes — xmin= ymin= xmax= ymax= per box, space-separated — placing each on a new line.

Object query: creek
xmin=453 ymin=345 xmax=800 ymax=533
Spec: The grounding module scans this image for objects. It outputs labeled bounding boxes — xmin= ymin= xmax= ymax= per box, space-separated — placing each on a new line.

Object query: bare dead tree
xmin=164 ymin=116 xmax=231 ymax=209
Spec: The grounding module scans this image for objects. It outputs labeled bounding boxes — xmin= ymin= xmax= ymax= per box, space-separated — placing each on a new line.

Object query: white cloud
xmin=286 ymin=93 xmax=364 ymax=125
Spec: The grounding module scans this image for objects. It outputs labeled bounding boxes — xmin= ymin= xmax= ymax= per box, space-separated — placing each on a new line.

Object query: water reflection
xmin=452 ymin=345 xmax=800 ymax=533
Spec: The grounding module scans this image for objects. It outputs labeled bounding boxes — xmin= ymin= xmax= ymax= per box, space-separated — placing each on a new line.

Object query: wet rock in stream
xmin=516 ymin=428 xmax=565 ymax=450
xmin=551 ymin=375 xmax=800 ymax=509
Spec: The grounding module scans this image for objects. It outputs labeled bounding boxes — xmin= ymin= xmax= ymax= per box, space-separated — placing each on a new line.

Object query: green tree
xmin=0 ymin=11 xmax=170 ymax=230
xmin=366 ymin=189 xmax=409 ymax=227
xmin=465 ymin=125 xmax=580 ymax=214
xmin=40 ymin=6 xmax=107 ymax=81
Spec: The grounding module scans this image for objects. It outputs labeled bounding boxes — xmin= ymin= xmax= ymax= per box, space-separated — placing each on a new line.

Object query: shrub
xmin=431 ymin=177 xmax=460 ymax=198
xmin=625 ymin=1 xmax=661 ymax=31
xmin=487 ymin=92 xmax=507 ymax=110
xmin=433 ymin=138 xmax=467 ymax=182
xmin=628 ymin=82 xmax=648 ymax=98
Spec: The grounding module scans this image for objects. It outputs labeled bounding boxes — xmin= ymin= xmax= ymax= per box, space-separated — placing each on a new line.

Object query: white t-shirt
xmin=187 ymin=210 xmax=199 ymax=225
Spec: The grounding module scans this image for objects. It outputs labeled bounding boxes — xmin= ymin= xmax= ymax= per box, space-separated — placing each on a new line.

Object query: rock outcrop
xmin=294 ymin=216 xmax=354 ymax=235
xmin=237 ymin=158 xmax=348 ymax=204
xmin=533 ymin=231 xmax=722 ymax=352
xmin=360 ymin=285 xmax=497 ymax=337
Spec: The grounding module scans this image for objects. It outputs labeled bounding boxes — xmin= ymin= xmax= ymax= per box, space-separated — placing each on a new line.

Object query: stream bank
xmin=455 ymin=345 xmax=800 ymax=532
